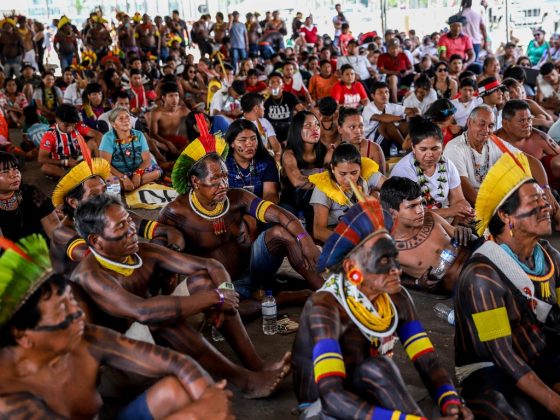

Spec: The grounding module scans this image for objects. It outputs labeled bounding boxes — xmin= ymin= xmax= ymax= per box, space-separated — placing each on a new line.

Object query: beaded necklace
xmin=464 ymin=133 xmax=490 ymax=183
xmin=189 ymin=190 xmax=229 ymax=235
xmin=115 ymin=131 xmax=139 ymax=174
xmin=234 ymin=158 xmax=254 ymax=188
xmin=413 ymin=156 xmax=447 ymax=209
xmin=0 ymin=191 xmax=21 ymax=212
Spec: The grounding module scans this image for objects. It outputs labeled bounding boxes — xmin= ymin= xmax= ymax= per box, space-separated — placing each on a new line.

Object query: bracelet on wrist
xmin=214 ymin=289 xmax=225 ymax=308
xmin=296 ymin=232 xmax=307 ymax=243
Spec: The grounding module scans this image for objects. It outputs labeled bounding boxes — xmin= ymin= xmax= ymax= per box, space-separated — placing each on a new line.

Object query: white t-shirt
xmin=337 ymin=55 xmax=371 ymax=81
xmin=450 ymin=96 xmax=483 ymax=127
xmin=390 ymin=152 xmax=461 ymax=207
xmin=62 ymin=83 xmax=84 ymax=107
xmin=403 ymin=89 xmax=437 ymax=114
xmin=362 ymin=102 xmax=405 ymax=139
xmin=210 ymin=90 xmax=240 ymax=116
xmin=443 ymin=133 xmax=520 ymax=190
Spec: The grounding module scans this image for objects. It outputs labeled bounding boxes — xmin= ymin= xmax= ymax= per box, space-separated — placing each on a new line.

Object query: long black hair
xmin=224 ymin=119 xmax=273 ymax=162
xmin=40 ymin=72 xmax=60 ymax=111
xmin=329 ymin=142 xmax=362 ymax=181
xmin=285 ymin=111 xmax=326 ymax=169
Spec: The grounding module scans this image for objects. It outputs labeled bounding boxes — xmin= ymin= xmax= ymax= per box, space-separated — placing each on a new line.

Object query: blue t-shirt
xmin=226 ymin=155 xmax=279 ymax=199
xmin=100 ymin=128 xmax=149 ymax=174
xmin=229 ymin=22 xmax=247 ymax=49
xmin=25 ymin=123 xmax=51 ymax=148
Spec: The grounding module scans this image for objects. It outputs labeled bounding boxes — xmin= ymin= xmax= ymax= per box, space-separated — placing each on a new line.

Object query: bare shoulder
xmin=0 ymin=392 xmax=66 ymax=419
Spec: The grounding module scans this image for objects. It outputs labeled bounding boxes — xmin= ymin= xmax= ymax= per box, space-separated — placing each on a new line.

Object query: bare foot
xmin=242 ymin=354 xmax=292 ymax=399
xmin=265 ymin=351 xmax=292 ymax=372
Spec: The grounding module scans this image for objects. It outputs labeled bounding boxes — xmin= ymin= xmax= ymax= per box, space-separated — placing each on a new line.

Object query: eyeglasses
xmin=437 ymin=68 xmax=448 ymax=73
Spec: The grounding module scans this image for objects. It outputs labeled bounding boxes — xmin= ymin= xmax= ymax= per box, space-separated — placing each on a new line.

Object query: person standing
xmin=332 ymin=4 xmax=347 ymax=48
xmin=0 ymin=19 xmax=24 ymax=79
xmin=228 ymin=11 xmax=248 ymax=73
xmin=438 ymin=15 xmax=475 ymax=69
xmin=460 ymin=0 xmax=487 ymax=61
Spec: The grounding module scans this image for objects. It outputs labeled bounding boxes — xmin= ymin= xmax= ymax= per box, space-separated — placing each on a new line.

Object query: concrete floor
xmin=14 ymin=128 xmax=560 ymax=419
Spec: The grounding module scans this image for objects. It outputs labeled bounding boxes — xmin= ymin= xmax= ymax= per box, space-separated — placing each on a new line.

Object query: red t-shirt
xmin=331 ymin=82 xmax=367 ymax=108
xmin=377 ymin=52 xmax=411 ymax=73
xmin=40 ymin=123 xmax=91 ymax=160
xmin=437 ymin=33 xmax=473 ymax=61
xmin=300 ymin=26 xmax=318 ymax=44
xmin=339 ymin=33 xmax=354 ymax=56
xmin=245 ymin=81 xmax=268 ymax=93
xmin=283 ymin=78 xmax=308 ymax=98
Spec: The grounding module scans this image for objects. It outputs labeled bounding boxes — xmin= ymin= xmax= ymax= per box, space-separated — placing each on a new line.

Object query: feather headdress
xmin=475 ymin=151 xmax=532 ymax=236
xmin=0 ymin=235 xmax=53 ymax=327
xmin=171 ymin=114 xmax=228 ymax=195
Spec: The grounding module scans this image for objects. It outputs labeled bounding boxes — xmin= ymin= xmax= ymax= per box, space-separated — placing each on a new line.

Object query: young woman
xmin=33 ymin=72 xmax=63 ymax=123
xmin=330 ymin=64 xmax=368 ymax=109
xmin=280 ymin=111 xmax=327 ymax=229
xmin=310 ymin=142 xmax=385 ymax=243
xmin=390 ymin=116 xmax=473 ymax=222
xmin=425 ymin=98 xmax=462 ymax=146
xmin=432 ymin=62 xmax=457 ymax=99
xmin=0 ymin=79 xmax=28 ymax=127
xmin=224 ymin=119 xmax=280 ymax=203
xmin=337 ymin=107 xmax=386 ymax=174
xmin=477 ymin=56 xmax=501 ymax=83
xmin=527 ymin=28 xmax=549 ymax=66
xmin=99 ymin=107 xmax=162 ymax=192
xmin=181 ymin=64 xmax=207 ymax=109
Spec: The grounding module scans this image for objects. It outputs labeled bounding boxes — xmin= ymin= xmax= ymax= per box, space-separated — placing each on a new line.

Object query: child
xmin=331 ymin=64 xmax=368 ymax=109
xmin=244 ymin=69 xmax=267 ymax=93
xmin=403 ymin=74 xmax=437 ymax=114
xmin=450 ymin=78 xmax=483 ymax=127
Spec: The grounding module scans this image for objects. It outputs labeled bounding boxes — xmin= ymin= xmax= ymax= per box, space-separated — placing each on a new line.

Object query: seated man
xmin=49 ymin=158 xmax=185 ymax=277
xmin=292 ymin=198 xmax=472 ymax=419
xmin=536 ymin=63 xmax=560 ymax=115
xmin=0 ymin=234 xmax=233 ymax=419
xmin=38 ymin=104 xmax=101 ymax=179
xmin=73 ymin=193 xmax=290 ymax=398
xmin=380 ymin=176 xmax=473 ymax=293
xmin=498 ymin=99 xmax=560 ymax=191
xmin=149 ymin=82 xmax=191 ymax=155
xmin=443 ymin=104 xmax=550 ymax=207
xmin=362 ymin=81 xmax=417 ymax=157
xmin=209 ymin=80 xmax=246 ymax=121
xmin=159 ymin=115 xmax=323 ymax=309
xmin=455 ymin=151 xmax=560 ymax=418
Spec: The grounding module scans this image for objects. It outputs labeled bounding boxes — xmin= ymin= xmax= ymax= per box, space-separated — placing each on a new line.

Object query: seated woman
xmin=432 ymin=61 xmax=457 ymax=99
xmin=0 ymin=79 xmax=28 ymax=127
xmin=310 ymin=142 xmax=386 ymax=243
xmin=477 ymin=56 xmax=501 ymax=83
xmin=280 ymin=111 xmax=327 ymax=230
xmin=425 ymin=98 xmax=462 ymax=146
xmin=181 ymin=64 xmax=207 ymax=110
xmin=224 ymin=119 xmax=280 ymax=203
xmin=32 ymin=72 xmax=63 ymax=124
xmin=390 ymin=116 xmax=473 ymax=222
xmin=99 ymin=107 xmax=162 ymax=192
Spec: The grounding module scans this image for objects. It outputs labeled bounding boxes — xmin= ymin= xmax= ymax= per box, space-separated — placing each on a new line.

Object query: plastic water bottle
xmin=106 ymin=176 xmax=121 ymax=198
xmin=431 ymin=239 xmax=459 ymax=280
xmin=262 ymin=290 xmax=277 ymax=335
xmin=389 ymin=143 xmax=399 ymax=157
xmin=434 ymin=303 xmax=455 ymax=325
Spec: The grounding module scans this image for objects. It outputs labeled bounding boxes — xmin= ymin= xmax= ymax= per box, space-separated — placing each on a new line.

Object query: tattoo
xmin=0 ymin=393 xmax=67 ymax=419
xmin=395 ymin=213 xmax=435 ymax=251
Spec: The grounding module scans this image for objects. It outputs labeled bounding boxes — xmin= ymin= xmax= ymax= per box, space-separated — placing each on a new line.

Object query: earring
xmin=347 ymin=268 xmax=363 ymax=286
xmin=509 ymin=221 xmax=514 ymax=237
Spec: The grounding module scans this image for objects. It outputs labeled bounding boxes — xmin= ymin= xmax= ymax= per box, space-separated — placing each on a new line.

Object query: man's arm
xmin=464 ymin=48 xmax=475 ymax=67
xmin=0 ymin=394 xmax=67 ymax=419
xmin=84 ymin=324 xmax=212 ymax=400
xmin=40 ymin=211 xmax=61 ymax=240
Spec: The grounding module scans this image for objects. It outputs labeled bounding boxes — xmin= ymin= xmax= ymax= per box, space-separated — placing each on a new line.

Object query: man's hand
xmin=443 ymin=403 xmax=474 ymax=420
xmin=300 ymin=234 xmax=320 ymax=270
xmin=449 ymin=202 xmax=474 ymax=221
xmin=219 ymin=289 xmax=239 ymax=313
xmin=188 ymin=380 xmax=234 ymax=420
xmin=453 ymin=226 xmax=472 ymax=247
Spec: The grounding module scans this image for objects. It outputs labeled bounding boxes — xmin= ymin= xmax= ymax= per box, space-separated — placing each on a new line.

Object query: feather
xmin=0 ymin=237 xmax=31 ymax=261
xmin=76 ymin=133 xmax=93 ymax=173
xmin=194 ymin=113 xmax=215 ymax=153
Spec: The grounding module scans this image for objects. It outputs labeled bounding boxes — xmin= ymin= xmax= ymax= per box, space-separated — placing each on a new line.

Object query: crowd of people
xmin=1 ymin=1 xmax=560 ymax=419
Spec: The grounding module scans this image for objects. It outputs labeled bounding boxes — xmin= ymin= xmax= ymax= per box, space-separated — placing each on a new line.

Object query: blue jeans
xmin=59 ymin=53 xmax=74 ymax=71
xmin=117 ymin=391 xmax=153 ymax=420
xmin=233 ymin=230 xmax=284 ymax=299
xmin=3 ymin=57 xmax=22 ymax=79
xmin=259 ymin=44 xmax=275 ymax=60
xmin=473 ymin=43 xmax=481 ymax=61
xmin=230 ymin=48 xmax=247 ymax=72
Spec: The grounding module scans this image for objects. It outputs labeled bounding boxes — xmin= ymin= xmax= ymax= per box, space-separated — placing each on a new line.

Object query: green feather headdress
xmin=0 ymin=234 xmax=53 ymax=327
xmin=171 ymin=114 xmax=229 ymax=195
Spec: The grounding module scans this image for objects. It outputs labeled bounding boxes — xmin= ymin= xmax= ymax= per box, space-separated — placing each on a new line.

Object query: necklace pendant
xmin=125 ymin=148 xmax=132 ymax=157
xmin=212 ymin=218 xmax=226 ymax=235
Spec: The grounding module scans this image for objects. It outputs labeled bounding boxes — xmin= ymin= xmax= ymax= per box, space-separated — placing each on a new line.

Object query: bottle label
xmin=440 ymin=250 xmax=455 ymax=263
xmin=262 ymin=304 xmax=276 ymax=316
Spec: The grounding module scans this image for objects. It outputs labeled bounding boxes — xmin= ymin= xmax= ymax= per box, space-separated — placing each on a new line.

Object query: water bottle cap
xmin=265 ymin=290 xmax=273 ymax=296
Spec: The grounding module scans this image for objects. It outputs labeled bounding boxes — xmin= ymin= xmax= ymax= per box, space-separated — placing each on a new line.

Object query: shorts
xmin=117 ymin=391 xmax=153 ymax=420
xmin=233 ymin=229 xmax=284 ymax=299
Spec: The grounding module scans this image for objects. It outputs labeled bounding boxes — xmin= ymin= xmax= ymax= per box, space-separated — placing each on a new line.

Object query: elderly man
xmin=72 ymin=194 xmax=291 ymax=398
xmin=49 ymin=158 xmax=184 ymax=277
xmin=0 ymin=234 xmax=233 ymax=419
xmin=497 ymin=99 xmax=560 ymax=191
xmin=437 ymin=15 xmax=475 ymax=69
xmin=443 ymin=104 xmax=549 ymax=207
xmin=159 ymin=116 xmax=323 ymax=310
xmin=292 ymin=199 xmax=473 ymax=419
xmin=455 ymin=151 xmax=560 ymax=418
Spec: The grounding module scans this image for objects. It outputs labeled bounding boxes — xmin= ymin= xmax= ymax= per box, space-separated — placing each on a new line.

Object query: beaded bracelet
xmin=296 ymin=232 xmax=307 ymax=243
xmin=215 ymin=289 xmax=225 ymax=308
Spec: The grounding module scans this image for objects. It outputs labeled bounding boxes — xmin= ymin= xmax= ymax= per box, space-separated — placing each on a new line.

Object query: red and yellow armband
xmin=434 ymin=384 xmax=461 ymax=415
xmin=66 ymin=236 xmax=87 ymax=261
xmin=397 ymin=320 xmax=434 ymax=362
xmin=138 ymin=220 xmax=159 ymax=240
xmin=248 ymin=197 xmax=273 ymax=223
xmin=372 ymin=407 xmax=427 ymax=420
xmin=312 ymin=338 xmax=346 ymax=383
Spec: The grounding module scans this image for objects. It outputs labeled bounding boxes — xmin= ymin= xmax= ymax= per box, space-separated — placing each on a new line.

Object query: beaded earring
xmin=348 ymin=268 xmax=363 ymax=286
xmin=509 ymin=221 xmax=514 ymax=237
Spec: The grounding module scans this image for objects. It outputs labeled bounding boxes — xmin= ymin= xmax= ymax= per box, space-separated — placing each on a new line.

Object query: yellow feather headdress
xmin=52 ymin=158 xmax=111 ymax=208
xmin=57 ymin=15 xmax=71 ymax=29
xmin=171 ymin=114 xmax=228 ymax=195
xmin=0 ymin=18 xmax=16 ymax=28
xmin=309 ymin=158 xmax=379 ymax=206
xmin=475 ymin=152 xmax=532 ymax=236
